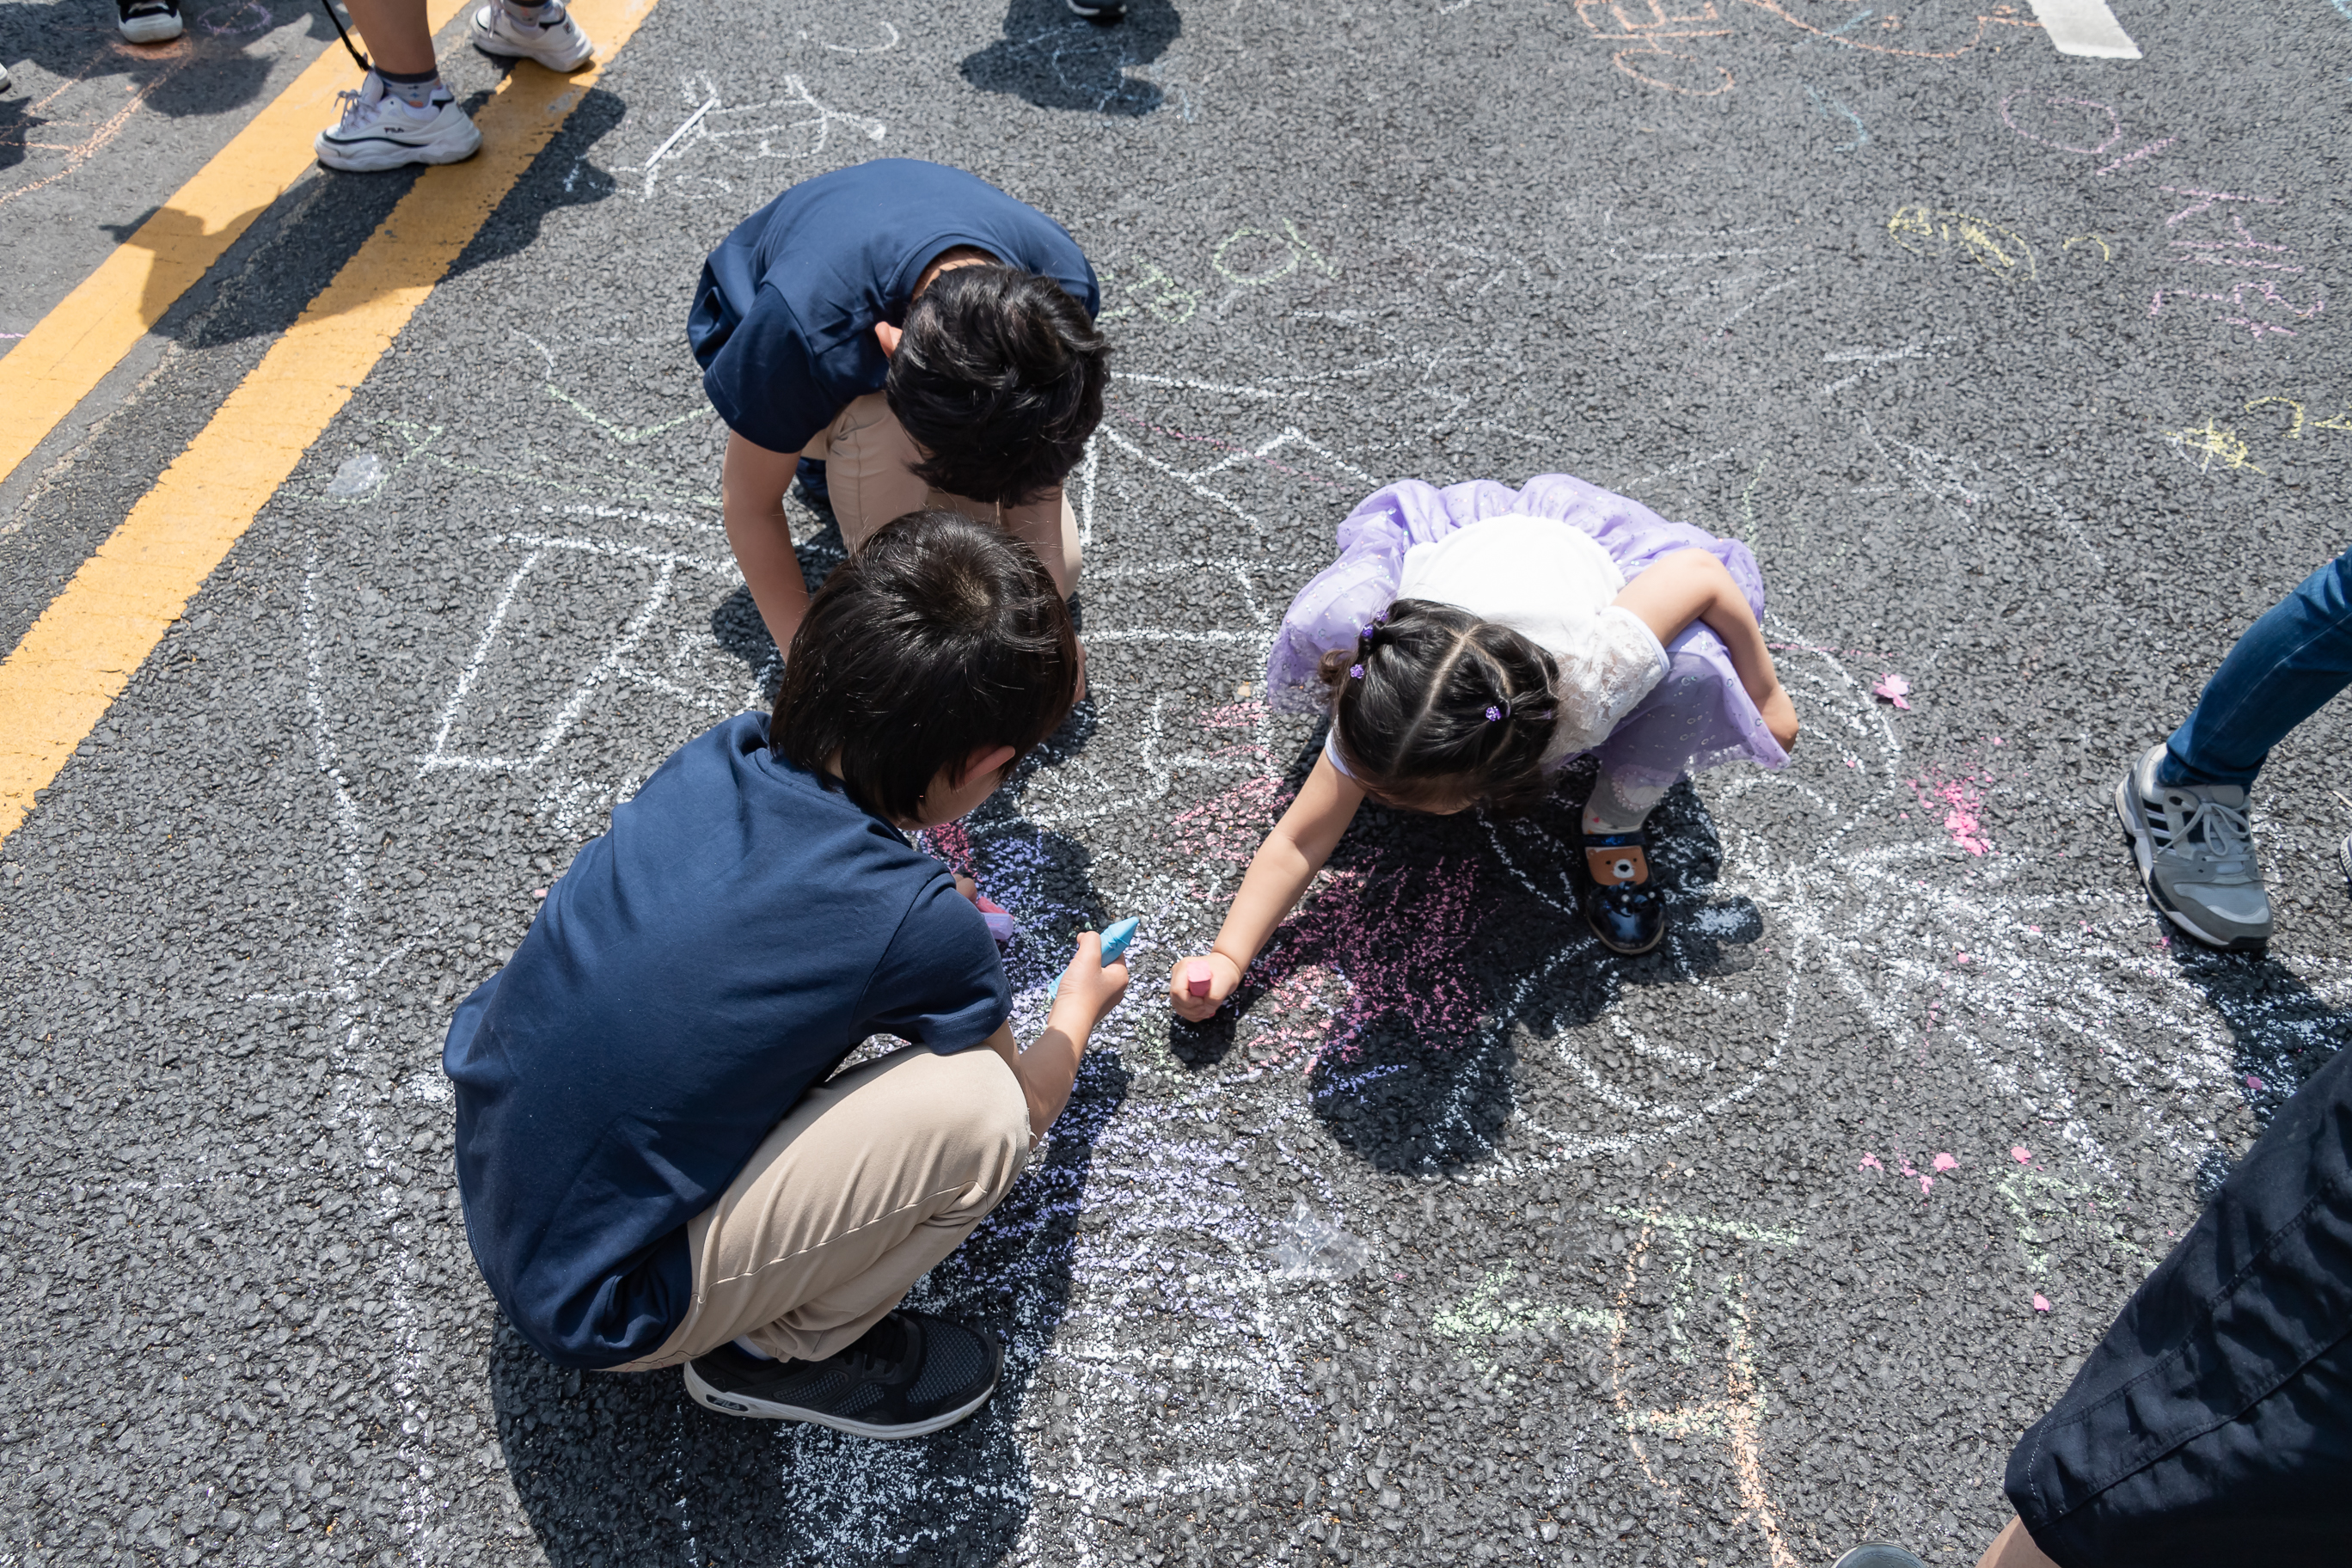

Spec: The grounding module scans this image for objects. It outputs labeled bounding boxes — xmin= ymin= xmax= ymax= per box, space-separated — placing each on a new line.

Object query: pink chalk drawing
xmin=1907 ymin=771 xmax=1993 ymax=856
xmin=1898 ymin=1155 xmax=1933 ymax=1195
xmin=2012 ymin=1146 xmax=2032 ymax=1164
xmin=1932 ymin=1153 xmax=1957 ymax=1173
xmin=1859 ymin=1152 xmax=1884 ymax=1173
xmin=1246 ymin=854 xmax=1486 ymax=1069
xmin=1871 ymin=672 xmax=1912 ymax=709
xmin=2032 ymin=1293 xmax=2052 ymax=1313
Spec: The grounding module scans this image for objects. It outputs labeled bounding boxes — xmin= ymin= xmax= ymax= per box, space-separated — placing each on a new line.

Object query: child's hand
xmin=1760 ymin=683 xmax=1799 ymax=750
xmin=1049 ymin=931 xmax=1130 ymax=1032
xmin=953 ymin=873 xmax=979 ymax=903
xmin=1167 ymin=952 xmax=1243 ymax=1022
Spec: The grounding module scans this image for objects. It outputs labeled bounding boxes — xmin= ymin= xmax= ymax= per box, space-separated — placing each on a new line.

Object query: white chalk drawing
xmin=613 ymin=73 xmax=886 ymax=202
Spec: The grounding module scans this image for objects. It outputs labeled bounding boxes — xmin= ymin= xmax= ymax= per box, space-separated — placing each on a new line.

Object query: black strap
xmin=316 ymin=0 xmax=371 ymax=74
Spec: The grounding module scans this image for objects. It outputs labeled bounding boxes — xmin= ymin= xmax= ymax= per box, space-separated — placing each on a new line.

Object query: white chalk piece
xmin=2028 ymin=0 xmax=2142 ymax=59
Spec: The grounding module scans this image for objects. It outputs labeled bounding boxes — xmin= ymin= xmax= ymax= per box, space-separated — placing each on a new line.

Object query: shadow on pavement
xmin=959 ymin=0 xmax=1181 ymax=117
xmin=1168 ymin=763 xmax=1765 ymax=1173
xmin=2171 ymin=947 xmax=2352 ymax=1197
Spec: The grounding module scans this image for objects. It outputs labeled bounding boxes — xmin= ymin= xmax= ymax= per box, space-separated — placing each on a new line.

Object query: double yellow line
xmin=0 ymin=0 xmax=658 ymax=847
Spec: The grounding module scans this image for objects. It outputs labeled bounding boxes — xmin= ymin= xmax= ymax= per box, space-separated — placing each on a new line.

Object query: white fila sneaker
xmin=469 ymin=1 xmax=596 ymax=71
xmin=315 ymin=73 xmax=482 ymax=174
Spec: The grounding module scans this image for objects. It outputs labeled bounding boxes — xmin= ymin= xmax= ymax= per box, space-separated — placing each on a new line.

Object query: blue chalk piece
xmin=1046 ymin=917 xmax=1138 ymax=1001
xmin=1099 ymin=916 xmax=1139 ymax=963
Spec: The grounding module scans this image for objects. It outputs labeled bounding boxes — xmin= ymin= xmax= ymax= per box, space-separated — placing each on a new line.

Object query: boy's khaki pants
xmin=803 ymin=393 xmax=1081 ymax=597
xmin=611 ymin=1043 xmax=1031 ymax=1370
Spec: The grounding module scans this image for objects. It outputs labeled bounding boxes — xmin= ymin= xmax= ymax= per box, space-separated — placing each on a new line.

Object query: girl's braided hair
xmin=1315 ymin=599 xmax=1559 ymax=816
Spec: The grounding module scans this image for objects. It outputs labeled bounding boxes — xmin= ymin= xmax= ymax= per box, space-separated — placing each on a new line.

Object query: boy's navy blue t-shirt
xmin=688 ymin=158 xmax=1099 ymax=457
xmin=442 ymin=713 xmax=1010 ymax=1369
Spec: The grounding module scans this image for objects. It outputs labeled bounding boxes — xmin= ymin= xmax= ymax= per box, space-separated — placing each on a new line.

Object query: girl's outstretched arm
xmin=1613 ymin=549 xmax=1799 ymax=750
xmin=1168 ymin=752 xmax=1367 ymax=1020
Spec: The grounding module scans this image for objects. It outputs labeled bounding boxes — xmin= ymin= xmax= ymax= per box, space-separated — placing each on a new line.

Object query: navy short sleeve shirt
xmin=688 ymin=159 xmax=1101 ymax=457
xmin=442 ymin=713 xmax=1011 ymax=1369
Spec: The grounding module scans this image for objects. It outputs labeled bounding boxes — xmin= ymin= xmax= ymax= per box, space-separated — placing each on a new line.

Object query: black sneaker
xmin=795 ymin=456 xmax=830 ymax=506
xmin=683 ymin=1310 xmax=1003 ymax=1439
xmin=1578 ymin=822 xmax=1666 ymax=956
xmin=1067 ymin=0 xmax=1127 ymax=20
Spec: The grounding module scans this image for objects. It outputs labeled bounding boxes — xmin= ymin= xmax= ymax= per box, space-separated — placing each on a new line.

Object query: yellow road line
xmin=0 ymin=0 xmax=660 ymax=848
xmin=0 ymin=0 xmax=474 ymax=490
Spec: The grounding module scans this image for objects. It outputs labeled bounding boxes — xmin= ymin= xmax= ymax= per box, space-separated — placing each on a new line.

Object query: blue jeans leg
xmin=2161 ymin=546 xmax=2352 ymax=789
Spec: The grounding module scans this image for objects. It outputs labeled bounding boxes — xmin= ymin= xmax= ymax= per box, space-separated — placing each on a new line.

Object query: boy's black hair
xmin=774 ymin=509 xmax=1081 ymax=824
xmin=885 ymin=265 xmax=1110 ymax=509
xmin=1319 ymin=599 xmax=1559 ymax=817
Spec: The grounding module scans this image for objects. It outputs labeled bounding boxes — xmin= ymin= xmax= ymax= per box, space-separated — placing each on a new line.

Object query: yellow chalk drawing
xmin=1210 ymin=218 xmax=1337 ymax=286
xmin=1432 ymin=1266 xmax=1620 ymax=1368
xmin=1888 ymin=205 xmax=2039 ymax=285
xmin=2247 ymin=396 xmax=2306 ymax=440
xmin=2063 ymin=234 xmax=2114 ymax=261
xmin=1094 ymin=260 xmax=1204 ymax=327
xmin=1995 ymin=1167 xmax=2148 ymax=1277
xmin=2164 ymin=417 xmax=2265 ymax=475
xmin=1608 ymin=1207 xmax=1806 ymax=1568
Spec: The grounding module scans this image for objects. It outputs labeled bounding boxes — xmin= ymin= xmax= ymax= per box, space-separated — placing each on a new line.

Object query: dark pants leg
xmin=2160 ymin=546 xmax=2352 ymax=788
xmin=2004 ymin=1044 xmax=2352 ymax=1566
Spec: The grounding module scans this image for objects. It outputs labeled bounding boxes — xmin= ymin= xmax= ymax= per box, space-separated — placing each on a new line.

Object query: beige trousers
xmin=610 ymin=1044 xmax=1032 ymax=1370
xmin=803 ymin=392 xmax=1081 ymax=596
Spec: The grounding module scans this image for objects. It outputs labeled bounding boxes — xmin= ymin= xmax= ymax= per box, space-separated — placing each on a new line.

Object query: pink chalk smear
xmin=2245 ymin=1075 xmax=2266 ymax=1093
xmin=1932 ymin=1153 xmax=1957 ymax=1173
xmin=1908 ymin=773 xmax=1993 ymax=856
xmin=2032 ymin=1294 xmax=2051 ymax=1313
xmin=1872 ymin=673 xmax=1913 ymax=709
xmin=2012 ymin=1146 xmax=2031 ymax=1164
xmin=1859 ymin=1152 xmax=1883 ymax=1173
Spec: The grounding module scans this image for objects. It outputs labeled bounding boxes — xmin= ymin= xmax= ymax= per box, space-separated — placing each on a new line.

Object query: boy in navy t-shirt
xmin=444 ymin=510 xmax=1126 ymax=1438
xmin=689 ymin=159 xmax=1109 ymax=652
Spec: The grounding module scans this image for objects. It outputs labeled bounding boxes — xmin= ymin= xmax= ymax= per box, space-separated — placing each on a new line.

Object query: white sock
xmin=732 ymin=1335 xmax=775 ymax=1361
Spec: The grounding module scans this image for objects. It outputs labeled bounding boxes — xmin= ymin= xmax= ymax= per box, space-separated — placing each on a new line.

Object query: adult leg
xmin=2163 ymin=545 xmax=2352 ymax=788
xmin=315 ymin=0 xmax=482 ymax=170
xmin=2000 ymin=1041 xmax=2352 ymax=1565
xmin=614 ymin=1042 xmax=1031 ymax=1369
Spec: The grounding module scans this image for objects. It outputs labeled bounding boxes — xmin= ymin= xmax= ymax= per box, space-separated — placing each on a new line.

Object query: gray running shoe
xmin=683 ymin=1309 xmax=1002 ymax=1439
xmin=2115 ymin=743 xmax=2270 ymax=951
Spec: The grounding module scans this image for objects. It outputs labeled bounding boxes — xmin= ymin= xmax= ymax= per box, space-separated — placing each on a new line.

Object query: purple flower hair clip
xmin=1349 ymin=664 xmax=1365 ymax=680
xmin=1485 ymin=705 xmax=1504 ymax=722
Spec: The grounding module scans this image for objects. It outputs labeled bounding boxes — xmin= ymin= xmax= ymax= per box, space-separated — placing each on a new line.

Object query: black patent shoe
xmin=683 ymin=1309 xmax=1001 ymax=1439
xmin=1579 ymin=824 xmax=1666 ymax=955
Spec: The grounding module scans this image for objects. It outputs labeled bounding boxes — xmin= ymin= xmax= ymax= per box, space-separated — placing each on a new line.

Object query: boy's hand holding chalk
xmin=1047 ymin=919 xmax=1134 ymax=1023
xmin=1166 ymin=951 xmax=1243 ymax=1024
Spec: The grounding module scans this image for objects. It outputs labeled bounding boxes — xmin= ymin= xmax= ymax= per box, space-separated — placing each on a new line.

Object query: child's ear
xmin=873 ymin=322 xmax=903 ymax=358
xmin=954 ymin=744 xmax=1019 ymax=789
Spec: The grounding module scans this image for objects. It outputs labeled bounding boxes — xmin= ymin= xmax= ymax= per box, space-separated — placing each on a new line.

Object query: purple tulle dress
xmin=1265 ymin=475 xmax=1788 ymax=793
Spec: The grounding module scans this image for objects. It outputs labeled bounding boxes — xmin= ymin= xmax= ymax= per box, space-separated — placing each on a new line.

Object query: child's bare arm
xmin=1168 ymin=753 xmax=1366 ymax=1020
xmin=1612 ymin=549 xmax=1798 ymax=749
xmin=987 ymin=930 xmax=1129 ymax=1145
xmin=722 ymin=432 xmax=811 ymax=652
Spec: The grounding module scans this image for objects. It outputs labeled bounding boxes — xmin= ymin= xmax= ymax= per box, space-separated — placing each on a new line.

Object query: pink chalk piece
xmin=1932 ymin=1153 xmax=1957 ymax=1173
xmin=1871 ymin=673 xmax=1913 ymax=710
xmin=2012 ymin=1146 xmax=2032 ymax=1164
xmin=2245 ymin=1075 xmax=2266 ymax=1093
xmin=2028 ymin=925 xmax=2042 ymax=934
xmin=1992 ymin=736 xmax=2003 ymax=744
xmin=1185 ymin=959 xmax=1213 ymax=1000
xmin=531 ymin=888 xmax=548 ymax=899
xmin=1859 ymin=1152 xmax=1883 ymax=1173
xmin=1956 ymin=952 xmax=1970 ymax=964
xmin=2033 ymin=1294 xmax=2051 ymax=1313
xmin=1917 ymin=1174 xmax=1934 ymax=1195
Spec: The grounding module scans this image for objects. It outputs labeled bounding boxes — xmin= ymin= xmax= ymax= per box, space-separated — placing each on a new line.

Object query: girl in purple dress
xmin=1167 ymin=474 xmax=1799 ymax=1010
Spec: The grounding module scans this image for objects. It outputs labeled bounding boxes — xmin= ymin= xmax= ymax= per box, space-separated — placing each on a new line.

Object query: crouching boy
xmin=443 ymin=510 xmax=1125 ymax=1437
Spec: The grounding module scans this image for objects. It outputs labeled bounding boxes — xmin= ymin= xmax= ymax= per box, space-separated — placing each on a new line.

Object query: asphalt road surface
xmin=5 ymin=2 xmax=2352 ymax=1565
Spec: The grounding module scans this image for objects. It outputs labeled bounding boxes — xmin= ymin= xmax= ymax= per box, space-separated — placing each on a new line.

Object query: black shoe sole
xmin=682 ymin=1360 xmax=997 ymax=1439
